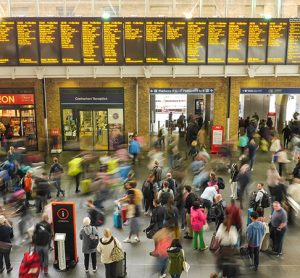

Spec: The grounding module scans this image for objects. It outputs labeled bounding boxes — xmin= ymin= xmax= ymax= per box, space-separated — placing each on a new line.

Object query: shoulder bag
xmin=181 ymin=249 xmax=190 ymax=273
xmin=110 ymin=238 xmax=124 ymax=262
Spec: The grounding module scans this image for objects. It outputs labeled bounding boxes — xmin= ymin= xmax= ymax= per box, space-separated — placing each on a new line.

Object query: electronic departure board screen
xmin=145 ymin=20 xmax=165 ymax=64
xmin=287 ymin=19 xmax=300 ymax=64
xmin=60 ymin=21 xmax=81 ymax=64
xmin=103 ymin=20 xmax=123 ymax=64
xmin=0 ymin=20 xmax=17 ymax=65
xmin=82 ymin=20 xmax=102 ymax=64
xmin=187 ymin=20 xmax=207 ymax=64
xmin=227 ymin=20 xmax=248 ymax=64
xmin=166 ymin=20 xmax=186 ymax=64
xmin=267 ymin=19 xmax=288 ymax=64
xmin=207 ymin=20 xmax=227 ymax=64
xmin=39 ymin=21 xmax=60 ymax=65
xmin=247 ymin=19 xmax=268 ymax=64
xmin=124 ymin=20 xmax=144 ymax=64
xmin=17 ymin=21 xmax=39 ymax=65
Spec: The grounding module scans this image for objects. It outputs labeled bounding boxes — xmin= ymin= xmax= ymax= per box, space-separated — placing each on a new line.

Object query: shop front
xmin=0 ymin=88 xmax=37 ymax=149
xmin=60 ymin=88 xmax=124 ymax=151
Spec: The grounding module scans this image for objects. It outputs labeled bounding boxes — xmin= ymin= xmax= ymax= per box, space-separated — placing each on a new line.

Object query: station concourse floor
xmin=6 ymin=141 xmax=300 ymax=278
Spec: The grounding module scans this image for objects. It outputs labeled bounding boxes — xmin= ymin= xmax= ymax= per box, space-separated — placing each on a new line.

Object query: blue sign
xmin=241 ymin=88 xmax=300 ymax=94
xmin=150 ymin=88 xmax=214 ymax=94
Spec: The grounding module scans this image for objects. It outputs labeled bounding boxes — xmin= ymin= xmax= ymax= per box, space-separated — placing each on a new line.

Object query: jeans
xmin=230 ymin=181 xmax=238 ymax=199
xmin=248 ymin=246 xmax=260 ymax=267
xmin=159 ymin=257 xmax=168 ymax=275
xmin=53 ymin=178 xmax=64 ymax=197
xmin=270 ymin=226 xmax=287 ymax=254
xmin=75 ymin=174 xmax=81 ymax=192
xmin=193 ymin=229 xmax=205 ymax=250
xmin=0 ymin=251 xmax=11 ymax=270
xmin=25 ymin=191 xmax=31 ymax=206
xmin=202 ymin=199 xmax=212 ymax=219
xmin=104 ymin=261 xmax=118 ymax=278
xmin=84 ymin=252 xmax=97 ymax=270
xmin=36 ymin=245 xmax=49 ymax=268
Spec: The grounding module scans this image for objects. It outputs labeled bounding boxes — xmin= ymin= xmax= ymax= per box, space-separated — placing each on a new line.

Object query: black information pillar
xmin=52 ymin=202 xmax=78 ymax=270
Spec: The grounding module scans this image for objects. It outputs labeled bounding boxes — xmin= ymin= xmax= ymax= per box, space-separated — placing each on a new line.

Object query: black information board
xmin=287 ymin=19 xmax=300 ymax=64
xmin=227 ymin=19 xmax=248 ymax=64
xmin=124 ymin=20 xmax=144 ymax=64
xmin=60 ymin=21 xmax=82 ymax=64
xmin=0 ymin=20 xmax=17 ymax=65
xmin=82 ymin=20 xmax=102 ymax=64
xmin=39 ymin=20 xmax=60 ymax=65
xmin=267 ymin=19 xmax=288 ymax=64
xmin=247 ymin=19 xmax=268 ymax=64
xmin=17 ymin=21 xmax=39 ymax=65
xmin=145 ymin=20 xmax=165 ymax=64
xmin=166 ymin=20 xmax=186 ymax=64
xmin=103 ymin=20 xmax=123 ymax=64
xmin=207 ymin=19 xmax=227 ymax=64
xmin=187 ymin=20 xmax=207 ymax=64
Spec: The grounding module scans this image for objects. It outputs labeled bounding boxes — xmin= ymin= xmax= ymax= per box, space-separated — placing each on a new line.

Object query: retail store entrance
xmin=60 ymin=88 xmax=124 ymax=151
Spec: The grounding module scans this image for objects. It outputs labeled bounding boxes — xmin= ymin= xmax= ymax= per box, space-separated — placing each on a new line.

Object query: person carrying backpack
xmin=152 ymin=160 xmax=163 ymax=185
xmin=32 ymin=214 xmax=52 ymax=275
xmin=167 ymin=239 xmax=185 ymax=278
xmin=250 ymin=183 xmax=271 ymax=212
xmin=142 ymin=174 xmax=158 ymax=215
xmin=158 ymin=181 xmax=174 ymax=206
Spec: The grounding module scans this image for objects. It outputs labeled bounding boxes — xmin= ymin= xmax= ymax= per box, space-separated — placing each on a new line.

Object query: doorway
xmin=79 ymin=110 xmax=108 ymax=150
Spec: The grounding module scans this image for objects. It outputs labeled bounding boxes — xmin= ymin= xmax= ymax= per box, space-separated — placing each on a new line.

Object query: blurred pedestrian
xmin=183 ymin=185 xmax=197 ymax=239
xmin=214 ymin=194 xmax=226 ymax=231
xmin=0 ymin=215 xmax=13 ymax=274
xmin=23 ymin=170 xmax=33 ymax=207
xmin=123 ymin=195 xmax=140 ymax=243
xmin=49 ymin=157 xmax=64 ymax=197
xmin=167 ymin=239 xmax=185 ymax=278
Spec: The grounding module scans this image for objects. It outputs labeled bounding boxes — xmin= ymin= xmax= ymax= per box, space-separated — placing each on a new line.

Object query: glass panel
xmin=21 ymin=109 xmax=37 ymax=147
xmin=93 ymin=110 xmax=108 ymax=151
xmin=108 ymin=108 xmax=124 ymax=150
xmin=79 ymin=110 xmax=93 ymax=150
xmin=62 ymin=108 xmax=77 ymax=149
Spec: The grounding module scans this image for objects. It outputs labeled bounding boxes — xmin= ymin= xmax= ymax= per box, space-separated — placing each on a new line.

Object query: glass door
xmin=93 ymin=110 xmax=108 ymax=150
xmin=79 ymin=110 xmax=93 ymax=150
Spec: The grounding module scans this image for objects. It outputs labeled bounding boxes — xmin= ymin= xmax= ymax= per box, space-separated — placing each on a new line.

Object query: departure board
xmin=39 ymin=21 xmax=60 ymax=65
xmin=145 ymin=20 xmax=165 ymax=64
xmin=0 ymin=20 xmax=17 ymax=65
xmin=207 ymin=20 xmax=227 ymax=64
xmin=287 ymin=19 xmax=300 ymax=64
xmin=227 ymin=20 xmax=248 ymax=64
xmin=247 ymin=19 xmax=268 ymax=64
xmin=82 ymin=21 xmax=102 ymax=64
xmin=267 ymin=20 xmax=288 ymax=64
xmin=124 ymin=21 xmax=144 ymax=64
xmin=103 ymin=21 xmax=123 ymax=64
xmin=60 ymin=21 xmax=81 ymax=64
xmin=17 ymin=21 xmax=39 ymax=65
xmin=187 ymin=20 xmax=207 ymax=64
xmin=166 ymin=20 xmax=186 ymax=64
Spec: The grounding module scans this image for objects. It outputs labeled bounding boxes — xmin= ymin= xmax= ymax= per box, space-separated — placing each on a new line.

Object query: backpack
xmin=132 ymin=188 xmax=143 ymax=205
xmin=20 ymin=177 xmax=25 ymax=189
xmin=260 ymin=191 xmax=271 ymax=208
xmin=142 ymin=180 xmax=151 ymax=196
xmin=33 ymin=224 xmax=50 ymax=246
xmin=217 ymin=177 xmax=225 ymax=190
xmin=159 ymin=189 xmax=171 ymax=206
xmin=87 ymin=228 xmax=99 ymax=250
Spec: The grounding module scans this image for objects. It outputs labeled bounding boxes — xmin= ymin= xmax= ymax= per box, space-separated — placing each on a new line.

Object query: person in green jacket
xmin=167 ymin=239 xmax=184 ymax=278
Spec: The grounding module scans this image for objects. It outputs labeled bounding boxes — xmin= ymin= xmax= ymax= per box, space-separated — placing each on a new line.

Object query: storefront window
xmin=62 ymin=109 xmax=77 ymax=146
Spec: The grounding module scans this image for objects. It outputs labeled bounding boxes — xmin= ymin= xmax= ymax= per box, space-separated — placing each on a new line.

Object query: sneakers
xmin=134 ymin=236 xmax=140 ymax=243
xmin=123 ymin=238 xmax=131 ymax=243
xmin=93 ymin=267 xmax=97 ymax=273
xmin=160 ymin=274 xmax=167 ymax=278
xmin=200 ymin=246 xmax=208 ymax=251
xmin=7 ymin=267 xmax=13 ymax=273
xmin=85 ymin=269 xmax=89 ymax=273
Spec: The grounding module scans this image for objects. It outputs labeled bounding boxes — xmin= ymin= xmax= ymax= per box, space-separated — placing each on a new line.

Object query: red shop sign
xmin=0 ymin=94 xmax=34 ymax=105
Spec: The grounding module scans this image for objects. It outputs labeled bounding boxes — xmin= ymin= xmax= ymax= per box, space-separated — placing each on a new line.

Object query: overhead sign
xmin=0 ymin=94 xmax=34 ymax=105
xmin=241 ymin=88 xmax=300 ymax=94
xmin=150 ymin=88 xmax=214 ymax=94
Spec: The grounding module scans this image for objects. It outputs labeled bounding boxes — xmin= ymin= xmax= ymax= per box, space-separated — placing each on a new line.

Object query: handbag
xmin=209 ymin=232 xmax=221 ymax=252
xmin=181 ymin=250 xmax=190 ymax=273
xmin=110 ymin=238 xmax=124 ymax=262
xmin=0 ymin=241 xmax=12 ymax=253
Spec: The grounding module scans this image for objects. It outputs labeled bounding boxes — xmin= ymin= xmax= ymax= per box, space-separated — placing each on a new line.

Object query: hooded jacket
xmin=246 ymin=221 xmax=265 ymax=247
xmin=167 ymin=247 xmax=184 ymax=275
xmin=190 ymin=207 xmax=207 ymax=232
xmin=97 ymin=236 xmax=123 ymax=264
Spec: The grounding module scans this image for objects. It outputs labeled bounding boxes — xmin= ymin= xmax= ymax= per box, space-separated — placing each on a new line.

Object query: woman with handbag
xmin=167 ymin=239 xmax=185 ymax=278
xmin=0 ymin=215 xmax=13 ymax=273
xmin=79 ymin=217 xmax=98 ymax=273
xmin=97 ymin=228 xmax=124 ymax=278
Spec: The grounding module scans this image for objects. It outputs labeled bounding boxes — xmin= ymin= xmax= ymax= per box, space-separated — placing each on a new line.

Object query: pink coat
xmin=190 ymin=207 xmax=207 ymax=232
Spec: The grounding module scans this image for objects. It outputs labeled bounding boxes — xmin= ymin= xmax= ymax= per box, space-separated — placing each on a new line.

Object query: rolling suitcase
xmin=121 ymin=206 xmax=128 ymax=223
xmin=116 ymin=251 xmax=127 ymax=278
xmin=113 ymin=209 xmax=122 ymax=229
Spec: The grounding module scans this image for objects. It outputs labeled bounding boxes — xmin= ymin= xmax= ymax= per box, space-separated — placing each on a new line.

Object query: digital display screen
xmin=247 ymin=19 xmax=268 ymax=64
xmin=60 ymin=21 xmax=82 ymax=64
xmin=166 ymin=20 xmax=186 ymax=64
xmin=287 ymin=19 xmax=300 ymax=64
xmin=39 ymin=20 xmax=60 ymax=65
xmin=267 ymin=19 xmax=288 ymax=64
xmin=227 ymin=20 xmax=248 ymax=64
xmin=145 ymin=20 xmax=165 ymax=64
xmin=82 ymin=20 xmax=102 ymax=64
xmin=17 ymin=21 xmax=39 ymax=65
xmin=207 ymin=20 xmax=227 ymax=64
xmin=0 ymin=20 xmax=17 ymax=65
xmin=187 ymin=20 xmax=207 ymax=64
xmin=103 ymin=20 xmax=123 ymax=64
xmin=124 ymin=21 xmax=144 ymax=64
